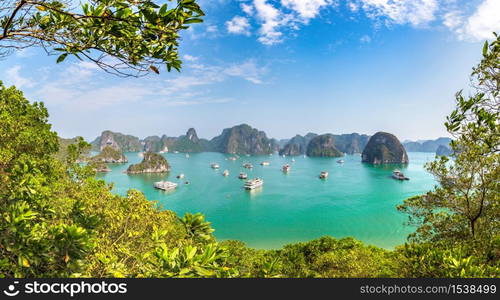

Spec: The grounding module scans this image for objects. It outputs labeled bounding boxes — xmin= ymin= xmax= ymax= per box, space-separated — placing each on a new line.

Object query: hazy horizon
xmin=2 ymin=0 xmax=498 ymax=143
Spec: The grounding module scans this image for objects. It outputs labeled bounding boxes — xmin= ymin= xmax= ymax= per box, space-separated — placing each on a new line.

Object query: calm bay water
xmin=96 ymin=152 xmax=437 ymax=249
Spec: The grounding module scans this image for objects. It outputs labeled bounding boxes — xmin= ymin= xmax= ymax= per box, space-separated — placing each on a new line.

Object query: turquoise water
xmin=96 ymin=152 xmax=437 ymax=249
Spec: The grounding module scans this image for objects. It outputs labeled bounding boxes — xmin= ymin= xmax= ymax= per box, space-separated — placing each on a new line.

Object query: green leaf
xmin=56 ymin=53 xmax=68 ymax=63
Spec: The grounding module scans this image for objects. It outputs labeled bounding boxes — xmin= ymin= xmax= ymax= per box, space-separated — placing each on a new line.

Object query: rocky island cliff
xmin=91 ymin=146 xmax=128 ymax=163
xmin=362 ymin=132 xmax=408 ymax=164
xmin=126 ymin=152 xmax=170 ymax=174
xmin=306 ymin=134 xmax=344 ymax=157
xmin=91 ymin=131 xmax=142 ymax=152
xmin=209 ymin=124 xmax=274 ymax=155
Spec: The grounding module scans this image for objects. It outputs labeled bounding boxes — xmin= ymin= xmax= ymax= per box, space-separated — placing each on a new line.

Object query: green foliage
xmin=395 ymin=243 xmax=499 ymax=278
xmin=179 ymin=213 xmax=215 ymax=243
xmin=0 ymin=0 xmax=204 ymax=77
xmin=91 ymin=146 xmax=127 ymax=163
xmin=398 ymin=34 xmax=499 ymax=276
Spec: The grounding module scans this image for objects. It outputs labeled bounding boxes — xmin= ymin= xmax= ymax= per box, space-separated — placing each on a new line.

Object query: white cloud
xmin=281 ymin=0 xmax=332 ymax=21
xmin=183 ymin=54 xmax=199 ymax=62
xmin=226 ymin=16 xmax=252 ymax=35
xmin=360 ymin=35 xmax=371 ymax=43
xmin=360 ymin=0 xmax=438 ymax=27
xmin=254 ymin=0 xmax=287 ymax=45
xmin=5 ymin=66 xmax=34 ymax=89
xmin=241 ymin=3 xmax=254 ymax=15
xmin=224 ymin=60 xmax=267 ymax=84
xmin=452 ymin=0 xmax=500 ymax=41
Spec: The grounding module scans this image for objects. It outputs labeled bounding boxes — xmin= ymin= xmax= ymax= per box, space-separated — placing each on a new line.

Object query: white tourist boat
xmin=243 ymin=163 xmax=253 ymax=169
xmin=282 ymin=164 xmax=291 ymax=173
xmin=260 ymin=161 xmax=270 ymax=166
xmin=337 ymin=159 xmax=345 ymax=164
xmin=319 ymin=171 xmax=329 ymax=179
xmin=244 ymin=178 xmax=264 ymax=190
xmin=211 ymin=163 xmax=220 ymax=169
xmin=154 ymin=181 xmax=178 ymax=191
xmin=223 ymin=170 xmax=229 ymax=176
xmin=392 ymin=170 xmax=409 ymax=181
xmin=229 ymin=156 xmax=237 ymax=161
xmin=238 ymin=172 xmax=248 ymax=179
xmin=186 ymin=154 xmax=190 ymax=158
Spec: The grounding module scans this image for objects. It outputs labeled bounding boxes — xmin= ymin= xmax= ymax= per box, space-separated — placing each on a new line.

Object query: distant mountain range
xmin=402 ymin=137 xmax=452 ymax=153
xmin=87 ymin=124 xmax=453 ymax=157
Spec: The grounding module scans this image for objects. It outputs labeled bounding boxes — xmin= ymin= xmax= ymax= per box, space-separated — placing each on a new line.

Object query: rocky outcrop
xmin=306 ymin=134 xmax=343 ymax=157
xmin=89 ymin=161 xmax=111 ymax=172
xmin=280 ymin=133 xmax=317 ymax=156
xmin=126 ymin=152 xmax=170 ymax=174
xmin=169 ymin=128 xmax=209 ymax=153
xmin=143 ymin=136 xmax=162 ymax=152
xmin=91 ymin=131 xmax=142 ymax=152
xmin=403 ymin=137 xmax=452 ymax=152
xmin=209 ymin=124 xmax=274 ymax=155
xmin=91 ymin=146 xmax=128 ymax=163
xmin=362 ymin=132 xmax=408 ymax=164
xmin=332 ymin=133 xmax=370 ymax=154
xmin=436 ymin=145 xmax=453 ymax=156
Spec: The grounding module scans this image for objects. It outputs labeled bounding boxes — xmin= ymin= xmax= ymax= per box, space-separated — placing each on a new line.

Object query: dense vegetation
xmin=0 ymin=32 xmax=498 ymax=278
xmin=126 ymin=152 xmax=170 ymax=173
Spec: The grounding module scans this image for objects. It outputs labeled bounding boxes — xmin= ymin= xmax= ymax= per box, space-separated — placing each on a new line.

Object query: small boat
xmin=282 ymin=164 xmax=291 ymax=173
xmin=291 ymin=158 xmax=295 ymax=162
xmin=211 ymin=163 xmax=220 ymax=169
xmin=238 ymin=172 xmax=248 ymax=179
xmin=319 ymin=171 xmax=328 ymax=179
xmin=185 ymin=154 xmax=190 ymax=158
xmin=303 ymin=155 xmax=306 ymax=158
xmin=185 ymin=181 xmax=190 ymax=185
xmin=260 ymin=161 xmax=270 ymax=166
xmin=337 ymin=159 xmax=345 ymax=164
xmin=243 ymin=163 xmax=253 ymax=169
xmin=392 ymin=170 xmax=409 ymax=181
xmin=223 ymin=170 xmax=229 ymax=176
xmin=174 ymin=151 xmax=179 ymax=154
xmin=154 ymin=181 xmax=178 ymax=191
xmin=138 ymin=152 xmax=144 ymax=158
xmin=176 ymin=173 xmax=185 ymax=179
xmin=282 ymin=154 xmax=286 ymax=158
xmin=229 ymin=157 xmax=237 ymax=161
xmin=244 ymin=178 xmax=264 ymax=190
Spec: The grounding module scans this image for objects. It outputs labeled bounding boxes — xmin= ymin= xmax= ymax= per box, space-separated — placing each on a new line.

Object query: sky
xmin=1 ymin=0 xmax=499 ymax=142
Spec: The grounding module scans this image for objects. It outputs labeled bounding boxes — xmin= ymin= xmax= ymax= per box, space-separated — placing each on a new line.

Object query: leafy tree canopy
xmin=0 ymin=0 xmax=204 ymax=77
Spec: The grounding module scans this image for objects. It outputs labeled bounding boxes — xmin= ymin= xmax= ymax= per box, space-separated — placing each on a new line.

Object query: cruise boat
xmin=337 ymin=159 xmax=345 ymax=164
xmin=238 ymin=172 xmax=248 ymax=179
xmin=244 ymin=178 xmax=264 ymax=190
xmin=211 ymin=163 xmax=220 ymax=169
xmin=243 ymin=163 xmax=253 ymax=169
xmin=229 ymin=156 xmax=237 ymax=161
xmin=392 ymin=170 xmax=409 ymax=180
xmin=174 ymin=151 xmax=179 ymax=154
xmin=185 ymin=154 xmax=190 ymax=158
xmin=176 ymin=173 xmax=185 ymax=179
xmin=260 ymin=161 xmax=270 ymax=166
xmin=319 ymin=171 xmax=328 ymax=179
xmin=282 ymin=164 xmax=291 ymax=173
xmin=223 ymin=170 xmax=229 ymax=176
xmin=153 ymin=181 xmax=178 ymax=191
xmin=291 ymin=158 xmax=295 ymax=162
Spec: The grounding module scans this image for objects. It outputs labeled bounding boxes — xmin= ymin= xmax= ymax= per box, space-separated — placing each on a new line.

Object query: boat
xmin=392 ymin=170 xmax=409 ymax=181
xmin=211 ymin=163 xmax=220 ymax=169
xmin=243 ymin=163 xmax=253 ymax=169
xmin=319 ymin=171 xmax=328 ymax=179
xmin=282 ymin=164 xmax=291 ymax=173
xmin=138 ymin=152 xmax=144 ymax=158
xmin=174 ymin=151 xmax=179 ymax=154
xmin=337 ymin=159 xmax=345 ymax=164
xmin=185 ymin=154 xmax=190 ymax=158
xmin=229 ymin=156 xmax=237 ymax=161
xmin=153 ymin=181 xmax=178 ymax=191
xmin=260 ymin=161 xmax=270 ymax=166
xmin=238 ymin=172 xmax=248 ymax=179
xmin=291 ymin=158 xmax=295 ymax=162
xmin=223 ymin=170 xmax=229 ymax=176
xmin=176 ymin=173 xmax=185 ymax=179
xmin=282 ymin=154 xmax=286 ymax=158
xmin=244 ymin=178 xmax=264 ymax=190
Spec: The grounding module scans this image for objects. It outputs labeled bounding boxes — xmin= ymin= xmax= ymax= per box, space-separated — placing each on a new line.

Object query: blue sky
xmin=1 ymin=0 xmax=499 ymax=141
